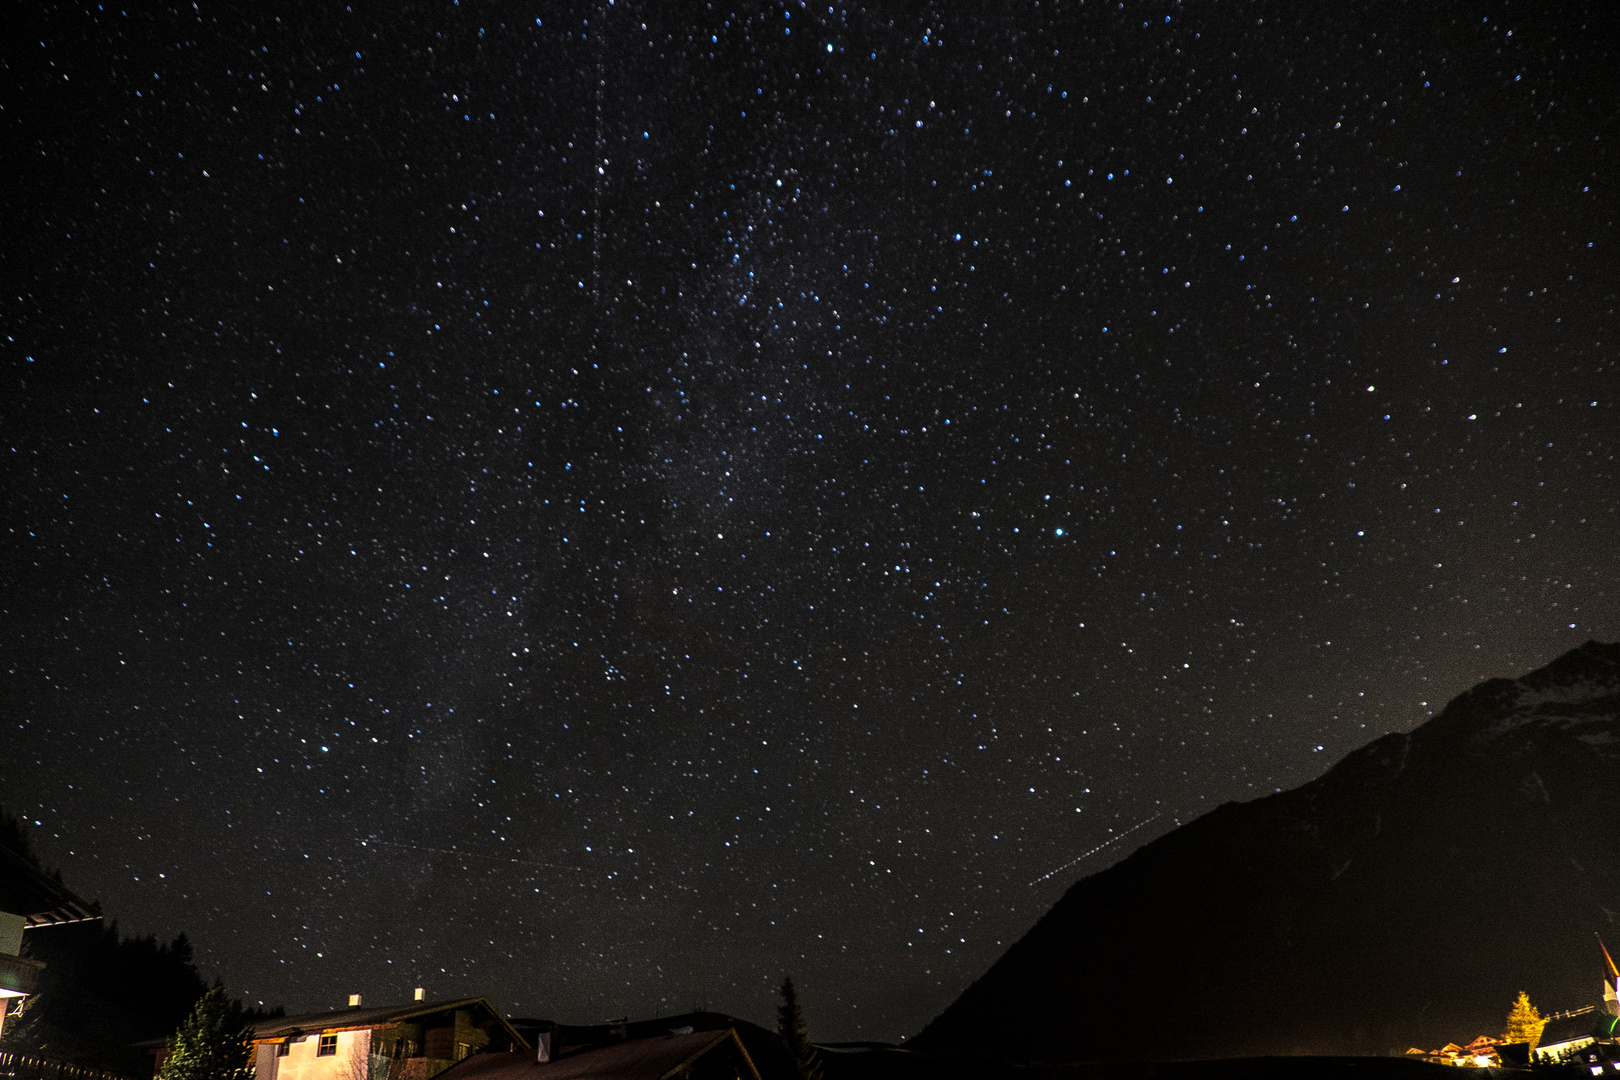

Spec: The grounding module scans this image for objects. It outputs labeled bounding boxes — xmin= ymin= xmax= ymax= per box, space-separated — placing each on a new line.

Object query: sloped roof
xmin=0 ymin=845 xmax=97 ymax=925
xmin=511 ymin=1011 xmax=789 ymax=1080
xmin=439 ymin=1030 xmax=758 ymax=1080
xmin=251 ymin=997 xmax=527 ymax=1049
xmin=1538 ymin=1012 xmax=1603 ymax=1048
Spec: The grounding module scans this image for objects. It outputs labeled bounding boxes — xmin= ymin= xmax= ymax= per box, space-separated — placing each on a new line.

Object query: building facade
xmin=250 ymin=997 xmax=528 ymax=1080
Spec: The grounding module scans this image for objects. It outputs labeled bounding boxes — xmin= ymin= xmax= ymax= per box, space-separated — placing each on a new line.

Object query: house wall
xmin=254 ymin=1043 xmax=280 ymax=1080
xmin=255 ymin=1029 xmax=373 ymax=1080
xmin=1534 ymin=1036 xmax=1596 ymax=1064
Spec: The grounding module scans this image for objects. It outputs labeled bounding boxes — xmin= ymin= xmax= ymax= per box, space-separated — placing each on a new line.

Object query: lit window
xmin=318 ymin=1035 xmax=338 ymax=1057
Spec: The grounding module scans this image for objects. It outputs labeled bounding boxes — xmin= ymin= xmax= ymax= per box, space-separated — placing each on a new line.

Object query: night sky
xmin=5 ymin=0 xmax=1617 ymax=1042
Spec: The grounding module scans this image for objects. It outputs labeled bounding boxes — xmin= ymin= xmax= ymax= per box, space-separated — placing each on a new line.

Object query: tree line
xmin=0 ymin=810 xmax=278 ymax=1077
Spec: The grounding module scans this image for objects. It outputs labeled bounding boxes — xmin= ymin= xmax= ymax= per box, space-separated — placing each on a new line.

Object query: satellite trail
xmin=359 ymin=837 xmax=584 ymax=873
xmin=1029 ymin=813 xmax=1162 ymax=886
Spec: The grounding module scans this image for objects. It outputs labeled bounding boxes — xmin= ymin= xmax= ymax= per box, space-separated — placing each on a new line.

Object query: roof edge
xmin=252 ymin=997 xmax=528 ymax=1051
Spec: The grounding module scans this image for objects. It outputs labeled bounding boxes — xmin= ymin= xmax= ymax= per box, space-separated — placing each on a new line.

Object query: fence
xmin=0 ymin=1052 xmax=135 ymax=1080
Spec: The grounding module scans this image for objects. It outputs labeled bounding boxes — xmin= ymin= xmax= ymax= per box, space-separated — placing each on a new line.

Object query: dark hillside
xmin=911 ymin=642 xmax=1620 ymax=1061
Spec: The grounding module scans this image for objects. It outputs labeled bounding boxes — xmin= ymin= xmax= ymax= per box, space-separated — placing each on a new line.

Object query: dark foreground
xmin=822 ymin=1049 xmax=1534 ymax=1080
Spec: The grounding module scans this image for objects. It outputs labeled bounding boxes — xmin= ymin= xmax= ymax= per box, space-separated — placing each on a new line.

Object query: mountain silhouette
xmin=912 ymin=641 xmax=1620 ymax=1062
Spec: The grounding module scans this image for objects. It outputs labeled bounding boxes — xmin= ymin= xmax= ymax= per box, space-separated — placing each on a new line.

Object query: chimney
xmin=349 ymin=994 xmax=362 ymax=1008
xmin=414 ymin=988 xmax=426 ymax=1002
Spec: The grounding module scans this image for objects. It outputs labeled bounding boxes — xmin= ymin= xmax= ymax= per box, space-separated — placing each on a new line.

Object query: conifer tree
xmin=158 ymin=986 xmax=255 ymax=1080
xmin=776 ymin=978 xmax=822 ymax=1080
xmin=1503 ymin=990 xmax=1546 ymax=1047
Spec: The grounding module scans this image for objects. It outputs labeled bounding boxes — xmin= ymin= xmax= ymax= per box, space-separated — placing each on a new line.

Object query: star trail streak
xmin=1029 ymin=814 xmax=1162 ymax=887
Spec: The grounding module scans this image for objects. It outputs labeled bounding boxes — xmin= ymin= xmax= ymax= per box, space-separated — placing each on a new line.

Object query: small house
xmin=249 ymin=995 xmax=528 ymax=1080
xmin=1532 ymin=1012 xmax=1599 ymax=1065
xmin=436 ymin=1027 xmax=762 ymax=1080
xmin=1405 ymin=1035 xmax=1503 ymax=1068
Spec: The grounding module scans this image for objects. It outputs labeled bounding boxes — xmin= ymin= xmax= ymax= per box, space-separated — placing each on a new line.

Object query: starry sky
xmin=4 ymin=0 xmax=1617 ymax=1043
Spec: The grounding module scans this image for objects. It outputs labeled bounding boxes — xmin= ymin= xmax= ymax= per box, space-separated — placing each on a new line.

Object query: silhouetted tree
xmin=0 ymin=806 xmax=41 ymax=868
xmin=776 ymin=978 xmax=822 ymax=1080
xmin=158 ymin=987 xmax=255 ymax=1080
xmin=0 ymin=809 xmax=213 ymax=1073
xmin=8 ymin=920 xmax=210 ymax=1069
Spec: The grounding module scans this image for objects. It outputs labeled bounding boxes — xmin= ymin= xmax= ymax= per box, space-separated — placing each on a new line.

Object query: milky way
xmin=4 ymin=0 xmax=1616 ymax=1040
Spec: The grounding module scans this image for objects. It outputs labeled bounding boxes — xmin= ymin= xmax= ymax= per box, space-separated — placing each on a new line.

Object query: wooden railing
xmin=0 ymin=1051 xmax=135 ymax=1080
